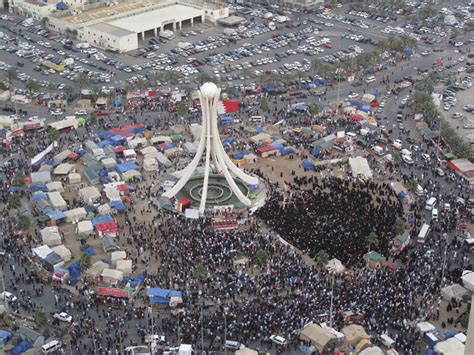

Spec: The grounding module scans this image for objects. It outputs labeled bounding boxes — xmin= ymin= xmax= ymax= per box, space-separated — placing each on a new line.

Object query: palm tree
xmin=6 ymin=68 xmax=17 ymax=88
xmin=71 ymin=29 xmax=78 ymax=39
xmin=137 ymin=78 xmax=148 ymax=93
xmin=151 ymin=70 xmax=160 ymax=86
xmin=311 ymin=58 xmax=324 ymax=76
xmin=47 ymin=82 xmax=56 ymax=97
xmin=367 ymin=232 xmax=380 ymax=253
xmin=196 ymin=72 xmax=212 ymax=84
xmin=315 ymin=250 xmax=329 ymax=267
xmin=309 ymin=103 xmax=320 ymax=117
xmin=26 ymin=145 xmax=36 ymax=158
xmin=76 ymin=74 xmax=90 ymax=93
xmin=177 ymin=103 xmax=188 ymax=117
xmin=64 ymin=85 xmax=73 ymax=102
xmin=394 ymin=218 xmax=406 ymax=236
xmin=163 ymin=70 xmax=178 ymax=85
xmin=48 ymin=127 xmax=60 ymax=142
xmin=91 ymin=87 xmax=102 ymax=104
xmin=25 ymin=79 xmax=38 ymax=97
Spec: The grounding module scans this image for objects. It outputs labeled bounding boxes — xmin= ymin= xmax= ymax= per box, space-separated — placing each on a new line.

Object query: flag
xmin=218 ymin=100 xmax=239 ymax=114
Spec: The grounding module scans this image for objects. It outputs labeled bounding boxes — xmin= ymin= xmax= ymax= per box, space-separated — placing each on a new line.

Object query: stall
xmin=64 ymin=207 xmax=87 ymax=223
xmin=52 ymin=245 xmax=72 ymax=262
xmin=116 ymin=259 xmax=133 ymax=275
xmin=101 ymin=269 xmax=123 ymax=286
xmin=48 ymin=191 xmax=67 ymax=210
xmin=40 ymin=226 xmax=62 ymax=247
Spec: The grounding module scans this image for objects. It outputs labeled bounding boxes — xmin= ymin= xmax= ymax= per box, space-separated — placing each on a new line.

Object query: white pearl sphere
xmin=200 ymin=82 xmax=218 ymax=98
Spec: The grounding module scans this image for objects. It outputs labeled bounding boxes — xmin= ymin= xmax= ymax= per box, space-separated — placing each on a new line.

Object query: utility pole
xmin=200 ymin=303 xmax=204 ymax=354
xmin=223 ymin=307 xmax=228 ymax=355
xmin=0 ymin=269 xmax=7 ymax=314
xmin=329 ymin=272 xmax=335 ymax=328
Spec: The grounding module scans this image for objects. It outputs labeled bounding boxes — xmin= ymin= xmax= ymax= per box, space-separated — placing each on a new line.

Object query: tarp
xmin=92 ymin=215 xmax=113 ymax=226
xmin=31 ymin=191 xmax=48 ymax=202
xmin=299 ymin=323 xmax=337 ymax=353
xmin=110 ymin=200 xmax=126 ymax=212
xmin=31 ymin=171 xmax=52 ymax=184
xmin=156 ymin=152 xmax=172 ymax=168
xmin=97 ymin=287 xmax=129 ymax=299
xmin=0 ymin=329 xmax=12 ymax=343
xmin=147 ymin=287 xmax=183 ymax=305
xmin=101 ymin=158 xmax=117 ymax=169
xmin=101 ymin=268 xmax=123 ymax=283
xmin=303 ymin=160 xmax=314 ymax=171
xmin=96 ymin=221 xmax=118 ymax=236
xmin=140 ymin=146 xmax=158 ymax=156
xmin=342 ymin=324 xmax=370 ymax=347
xmin=349 ymin=156 xmax=373 ymax=179
xmin=116 ymin=259 xmax=133 ymax=275
xmin=441 ymin=284 xmax=469 ymax=302
xmin=46 ymin=181 xmax=64 ymax=193
xmin=101 ymin=236 xmax=119 ymax=253
xmin=11 ymin=340 xmax=32 ymax=355
xmin=122 ymin=170 xmax=141 ymax=181
xmin=116 ymin=162 xmax=139 ymax=174
xmin=53 ymin=163 xmax=74 ymax=175
xmin=104 ymin=187 xmax=122 ymax=201
xmin=79 ymin=186 xmax=101 ymax=204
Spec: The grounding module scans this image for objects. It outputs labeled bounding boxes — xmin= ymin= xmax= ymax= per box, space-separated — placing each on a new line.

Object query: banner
xmin=31 ymin=143 xmax=54 ymax=166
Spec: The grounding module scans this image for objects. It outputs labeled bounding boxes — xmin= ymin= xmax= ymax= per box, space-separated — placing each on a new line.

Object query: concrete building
xmin=12 ymin=0 xmax=86 ymax=20
xmin=44 ymin=0 xmax=229 ymax=52
xmin=273 ymin=0 xmax=322 ymax=9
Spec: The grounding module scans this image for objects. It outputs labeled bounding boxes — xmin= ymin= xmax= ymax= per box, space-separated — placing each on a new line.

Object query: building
xmin=273 ymin=0 xmax=322 ymax=9
xmin=12 ymin=0 xmax=86 ymax=20
xmin=42 ymin=0 xmax=229 ymax=52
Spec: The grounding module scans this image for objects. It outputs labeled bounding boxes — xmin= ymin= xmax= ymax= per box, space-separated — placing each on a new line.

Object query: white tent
xmin=87 ymin=260 xmax=109 ymax=278
xmin=416 ymin=322 xmax=436 ymax=334
xmin=349 ymin=156 xmax=373 ymax=180
xmin=101 ymin=269 xmax=123 ymax=284
xmin=97 ymin=204 xmax=112 ymax=215
xmin=122 ymin=170 xmax=141 ymax=181
xmin=77 ymin=220 xmax=93 ymax=235
xmin=68 ymin=173 xmax=81 ymax=184
xmin=184 ymin=142 xmax=197 ymax=154
xmin=140 ymin=146 xmax=158 ymax=156
xmin=434 ymin=337 xmax=465 ymax=354
xmin=359 ymin=347 xmax=384 ymax=355
xmin=101 ymin=157 xmax=117 ymax=169
xmin=104 ymin=187 xmax=121 ymax=202
xmin=31 ymin=171 xmax=52 ymax=184
xmin=441 ymin=284 xmax=469 ymax=302
xmin=38 ymin=165 xmax=53 ymax=173
xmin=144 ymin=151 xmax=160 ymax=160
xmin=326 ymin=258 xmax=345 ymax=273
xmin=40 ymin=226 xmax=61 ymax=247
xmin=32 ymin=245 xmax=53 ymax=259
xmin=64 ymin=207 xmax=87 ymax=223
xmin=53 ymin=163 xmax=74 ymax=175
xmin=116 ymin=259 xmax=133 ymax=275
xmin=244 ymin=153 xmax=258 ymax=164
xmin=52 ymin=245 xmax=72 ymax=262
xmin=361 ymin=93 xmax=375 ymax=104
xmin=79 ymin=186 xmax=101 ymax=204
xmin=461 ymin=271 xmax=474 ymax=292
xmin=111 ymin=251 xmax=127 ymax=266
xmin=250 ymin=133 xmax=272 ymax=144
xmin=143 ymin=158 xmax=159 ymax=172
xmin=46 ymin=181 xmax=64 ymax=193
xmin=150 ymin=135 xmax=172 ymax=144
xmin=48 ymin=191 xmax=67 ymax=210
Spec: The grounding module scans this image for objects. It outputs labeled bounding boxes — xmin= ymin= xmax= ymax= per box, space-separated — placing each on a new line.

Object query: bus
xmin=42 ymin=60 xmax=65 ymax=72
xmin=417 ymin=223 xmax=430 ymax=244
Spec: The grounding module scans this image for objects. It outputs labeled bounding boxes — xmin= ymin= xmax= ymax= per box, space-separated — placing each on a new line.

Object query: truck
xmin=62 ymin=58 xmax=74 ymax=67
xmin=224 ymin=28 xmax=236 ymax=36
xmin=263 ymin=19 xmax=276 ymax=30
xmin=159 ymin=30 xmax=174 ymax=40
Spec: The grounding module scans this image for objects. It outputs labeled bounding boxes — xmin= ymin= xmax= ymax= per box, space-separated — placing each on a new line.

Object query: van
xmin=365 ymin=76 xmax=376 ymax=84
xmin=425 ymin=197 xmax=436 ymax=211
xmin=378 ymin=334 xmax=395 ymax=348
xmin=432 ymin=208 xmax=438 ymax=220
xmin=346 ymin=132 xmax=357 ymax=139
xmin=373 ymin=145 xmax=384 ymax=155
xmin=42 ymin=340 xmax=63 ymax=353
xmin=250 ymin=115 xmax=265 ymax=123
xmin=225 ymin=340 xmax=245 ymax=350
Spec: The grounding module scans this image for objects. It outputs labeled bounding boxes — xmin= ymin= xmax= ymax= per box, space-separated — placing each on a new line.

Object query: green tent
xmin=76 ymin=117 xmax=86 ymax=126
xmin=444 ymin=152 xmax=457 ymax=161
xmin=170 ymin=133 xmax=183 ymax=142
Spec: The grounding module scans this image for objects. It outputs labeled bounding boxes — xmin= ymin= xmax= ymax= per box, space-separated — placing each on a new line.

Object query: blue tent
xmin=29 ymin=183 xmax=48 ymax=192
xmin=233 ymin=152 xmax=246 ymax=160
xmin=294 ymin=103 xmax=309 ymax=111
xmin=281 ymin=147 xmax=295 ymax=156
xmin=0 ymin=330 xmax=12 ymax=343
xmin=312 ymin=147 xmax=321 ymax=158
xmin=31 ymin=191 xmax=48 ymax=201
xmin=11 ymin=341 xmax=31 ymax=355
xmin=56 ymin=2 xmax=69 ymax=10
xmin=113 ymin=96 xmax=122 ymax=108
xmin=68 ymin=262 xmax=81 ymax=279
xmin=116 ymin=162 xmax=139 ymax=174
xmin=98 ymin=140 xmax=112 ymax=148
xmin=45 ymin=210 xmax=66 ymax=221
xmin=303 ymin=160 xmax=314 ymax=171
xmin=220 ymin=115 xmax=233 ymax=124
xmin=98 ymin=131 xmax=113 ymax=140
xmin=110 ymin=135 xmax=125 ymax=145
xmin=359 ymin=105 xmax=371 ymax=113
xmin=147 ymin=288 xmax=182 ymax=305
xmin=248 ymin=184 xmax=259 ymax=191
xmin=255 ymin=127 xmax=264 ymax=133
xmin=124 ymin=274 xmax=145 ymax=288
xmin=84 ymin=247 xmax=95 ymax=256
xmin=398 ymin=191 xmax=407 ymax=200
xmin=92 ymin=215 xmax=113 ymax=226
xmin=109 ymin=200 xmax=126 ymax=212
xmin=223 ymin=138 xmax=236 ymax=146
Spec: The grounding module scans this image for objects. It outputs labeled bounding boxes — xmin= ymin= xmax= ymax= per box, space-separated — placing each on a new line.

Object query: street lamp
xmin=335 ymin=68 xmax=344 ymax=115
xmin=461 ymin=271 xmax=474 ymax=354
xmin=326 ymin=258 xmax=345 ymax=329
xmin=223 ymin=306 xmax=228 ymax=355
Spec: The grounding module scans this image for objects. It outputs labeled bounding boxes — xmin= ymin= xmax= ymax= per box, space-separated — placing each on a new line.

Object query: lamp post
xmin=224 ymin=307 xmax=228 ymax=355
xmin=461 ymin=272 xmax=474 ymax=354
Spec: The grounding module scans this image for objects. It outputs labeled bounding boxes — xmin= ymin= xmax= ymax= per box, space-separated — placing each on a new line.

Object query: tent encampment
xmin=140 ymin=146 xmax=158 ymax=156
xmin=349 ymin=156 xmax=373 ymax=180
xmin=143 ymin=158 xmax=159 ymax=172
xmin=101 ymin=269 xmax=123 ymax=285
xmin=122 ymin=170 xmax=141 ymax=181
xmin=77 ymin=220 xmax=94 ymax=235
xmin=40 ymin=226 xmax=62 ymax=247
xmin=434 ymin=337 xmax=465 ymax=354
xmin=342 ymin=324 xmax=370 ymax=348
xmin=101 ymin=158 xmax=117 ymax=169
xmin=87 ymin=260 xmax=109 ymax=278
xmin=46 ymin=181 xmax=64 ymax=193
xmin=31 ymin=171 xmax=52 ymax=184
xmin=441 ymin=284 xmax=469 ymax=302
xmin=32 ymin=245 xmax=53 ymax=259
xmin=53 ymin=163 xmax=74 ymax=175
xmin=111 ymin=251 xmax=127 ymax=266
xmin=104 ymin=187 xmax=121 ymax=201
xmin=101 ymin=236 xmax=120 ymax=253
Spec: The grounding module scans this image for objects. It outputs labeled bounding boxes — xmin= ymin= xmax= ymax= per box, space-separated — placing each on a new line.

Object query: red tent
xmin=370 ymin=101 xmax=380 ymax=108
xmin=97 ymin=287 xmax=129 ymax=299
xmin=116 ymin=184 xmax=128 ymax=192
xmin=114 ymin=146 xmax=124 ymax=153
xmin=96 ymin=221 xmax=118 ymax=236
xmin=351 ymin=115 xmax=364 ymax=121
xmin=67 ymin=153 xmax=79 ymax=161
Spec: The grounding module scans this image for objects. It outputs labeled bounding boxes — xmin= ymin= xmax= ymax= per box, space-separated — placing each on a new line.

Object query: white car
xmin=53 ymin=312 xmax=73 ymax=323
xmin=0 ymin=291 xmax=18 ymax=303
xmin=402 ymin=155 xmax=414 ymax=165
xmin=348 ymin=92 xmax=359 ymax=99
xmin=270 ymin=335 xmax=287 ymax=345
xmin=452 ymin=112 xmax=463 ymax=119
xmin=75 ymin=110 xmax=88 ymax=116
xmin=51 ymin=109 xmax=63 ymax=116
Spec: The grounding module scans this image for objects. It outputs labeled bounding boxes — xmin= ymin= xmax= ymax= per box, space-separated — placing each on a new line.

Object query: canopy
xmin=31 ymin=171 xmax=52 ymax=184
xmin=235 ymin=349 xmax=258 ymax=355
xmin=349 ymin=156 xmax=373 ymax=179
xmin=147 ymin=287 xmax=183 ymax=305
xmin=143 ymin=158 xmax=159 ymax=172
xmin=342 ymin=324 xmax=370 ymax=347
xmin=111 ymin=251 xmax=127 ymax=265
xmin=122 ymin=170 xmax=141 ymax=181
xmin=326 ymin=258 xmax=345 ymax=273
xmin=140 ymin=146 xmax=158 ymax=156
xmin=46 ymin=181 xmax=64 ymax=193
xmin=116 ymin=162 xmax=139 ymax=174
xmin=101 ymin=158 xmax=117 ymax=169
xmin=104 ymin=187 xmax=122 ymax=201
xmin=97 ymin=204 xmax=112 ymax=215
xmin=416 ymin=322 xmax=436 ymax=333
xmin=101 ymin=236 xmax=119 ymax=253
xmin=101 ymin=268 xmax=123 ymax=282
xmin=96 ymin=221 xmax=118 ymax=236
xmin=116 ymin=259 xmax=133 ymax=275
xmin=441 ymin=284 xmax=470 ymax=302
xmin=79 ymin=186 xmax=101 ymax=204
xmin=97 ymin=287 xmax=129 ymax=299
xmin=56 ymin=2 xmax=69 ymax=10
xmin=77 ymin=220 xmax=93 ymax=235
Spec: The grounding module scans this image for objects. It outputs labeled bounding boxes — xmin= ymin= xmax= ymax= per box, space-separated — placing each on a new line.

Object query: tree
xmin=65 ymin=28 xmax=72 ymax=38
xmin=394 ymin=218 xmax=406 ymax=236
xmin=196 ymin=72 xmax=212 ymax=84
xmin=34 ymin=310 xmax=48 ymax=329
xmin=177 ymin=103 xmax=188 ymax=117
xmin=64 ymin=84 xmax=73 ymax=102
xmin=25 ymin=79 xmax=38 ymax=97
xmin=76 ymin=74 xmax=90 ymax=92
xmin=48 ymin=127 xmax=60 ymax=142
xmin=8 ymin=194 xmax=21 ymax=209
xmin=18 ymin=215 xmax=31 ymax=230
xmin=194 ymin=265 xmax=208 ymax=280
xmin=407 ymin=179 xmax=418 ymax=193
xmin=315 ymin=250 xmax=329 ymax=267
xmin=163 ymin=70 xmax=178 ymax=85
xmin=311 ymin=58 xmax=324 ymax=76
xmin=47 ymin=82 xmax=56 ymax=96
xmin=392 ymin=152 xmax=401 ymax=165
xmin=137 ymin=78 xmax=148 ymax=93
xmin=71 ymin=29 xmax=78 ymax=39
xmin=6 ymin=68 xmax=17 ymax=87
xmin=80 ymin=253 xmax=92 ymax=270
xmin=240 ymin=68 xmax=252 ymax=83
xmin=367 ymin=231 xmax=380 ymax=253
xmin=89 ymin=111 xmax=97 ymax=126
xmin=26 ymin=145 xmax=36 ymax=158
xmin=255 ymin=249 xmax=269 ymax=267
xmin=309 ymin=103 xmax=320 ymax=117
xmin=259 ymin=99 xmax=270 ymax=113
xmin=12 ymin=171 xmax=25 ymax=186
xmin=40 ymin=17 xmax=49 ymax=28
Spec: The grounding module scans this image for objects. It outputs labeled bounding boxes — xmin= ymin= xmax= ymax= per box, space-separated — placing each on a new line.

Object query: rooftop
xmin=88 ymin=22 xmax=135 ymax=37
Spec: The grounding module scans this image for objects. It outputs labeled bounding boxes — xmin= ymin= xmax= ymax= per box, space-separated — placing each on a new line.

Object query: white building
xmin=12 ymin=0 xmax=87 ymax=20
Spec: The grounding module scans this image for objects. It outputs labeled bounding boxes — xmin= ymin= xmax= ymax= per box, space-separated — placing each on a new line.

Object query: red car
xmin=95 ymin=109 xmax=108 ymax=116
